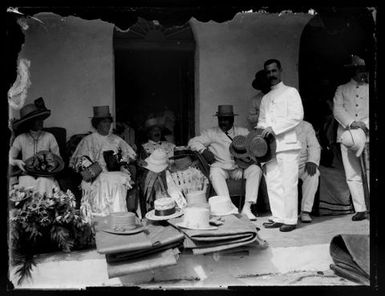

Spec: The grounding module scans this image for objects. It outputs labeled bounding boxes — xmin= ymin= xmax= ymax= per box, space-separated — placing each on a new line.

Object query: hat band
xmin=155 ymin=208 xmax=176 ymax=216
xmin=232 ymin=146 xmax=247 ymax=154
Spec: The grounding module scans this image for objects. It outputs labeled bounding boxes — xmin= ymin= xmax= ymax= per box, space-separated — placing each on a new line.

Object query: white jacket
xmin=333 ymin=79 xmax=369 ymax=142
xmin=257 ymin=82 xmax=304 ymax=152
xmin=188 ymin=126 xmax=249 ymax=170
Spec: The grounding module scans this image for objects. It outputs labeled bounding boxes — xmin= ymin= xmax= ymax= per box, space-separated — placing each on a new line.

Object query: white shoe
xmin=241 ymin=207 xmax=257 ymax=221
xmin=300 ymin=212 xmax=312 ymax=223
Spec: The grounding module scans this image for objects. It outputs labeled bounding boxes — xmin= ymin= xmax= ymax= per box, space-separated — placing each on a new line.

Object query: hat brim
xmin=214 ymin=113 xmax=238 ymax=117
xmin=169 ymin=151 xmax=194 ymax=160
xmin=210 ymin=207 xmax=239 ymax=216
xmin=102 ymin=225 xmax=145 ymax=235
xmin=229 ymin=145 xmax=249 ymax=159
xmin=246 ymin=129 xmax=276 ymax=163
xmin=176 ymin=222 xmax=218 ymax=230
xmin=24 ymin=152 xmax=65 ymax=177
xmin=145 ymin=209 xmax=183 ymax=221
xmin=12 ymin=110 xmax=51 ymax=130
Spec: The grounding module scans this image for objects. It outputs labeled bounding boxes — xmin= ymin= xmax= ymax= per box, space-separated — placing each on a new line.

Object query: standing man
xmin=333 ymin=55 xmax=369 ymax=221
xmin=257 ymin=59 xmax=304 ymax=232
xmin=296 ymin=120 xmax=321 ymax=223
xmin=188 ymin=105 xmax=263 ymax=220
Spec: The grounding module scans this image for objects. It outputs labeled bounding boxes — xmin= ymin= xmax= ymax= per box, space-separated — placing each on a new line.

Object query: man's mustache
xmin=269 ymin=76 xmax=277 ymax=81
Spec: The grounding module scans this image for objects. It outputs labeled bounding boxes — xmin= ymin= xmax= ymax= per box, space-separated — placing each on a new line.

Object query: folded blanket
xmin=329 ymin=234 xmax=370 ymax=285
xmin=107 ymin=248 xmax=180 ymax=278
xmin=95 ymin=217 xmax=185 ymax=255
xmin=169 ymin=214 xmax=266 ymax=254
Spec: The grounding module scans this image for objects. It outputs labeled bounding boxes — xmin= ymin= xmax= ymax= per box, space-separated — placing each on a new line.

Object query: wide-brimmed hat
xmin=144 ymin=148 xmax=169 ymax=173
xmin=145 ymin=197 xmax=183 ymax=221
xmin=340 ymin=129 xmax=366 ymax=157
xmin=169 ymin=146 xmax=195 ymax=160
xmin=209 ymin=195 xmax=238 ymax=216
xmin=344 ymin=55 xmax=367 ymax=69
xmin=90 ymin=106 xmax=113 ymax=119
xmin=176 ymin=207 xmax=217 ymax=230
xmin=12 ymin=97 xmax=51 ymax=130
xmin=214 ymin=105 xmax=238 ymax=117
xmin=229 ymin=135 xmax=249 ymax=158
xmin=246 ymin=128 xmax=277 ymax=163
xmin=101 ymin=212 xmax=145 ymax=235
xmin=24 ymin=150 xmax=64 ymax=177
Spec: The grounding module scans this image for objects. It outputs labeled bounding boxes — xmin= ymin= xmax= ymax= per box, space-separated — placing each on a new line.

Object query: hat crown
xmin=93 ymin=106 xmax=112 ymax=118
xmin=231 ymin=135 xmax=247 ymax=151
xmin=215 ymin=105 xmax=237 ymax=117
xmin=145 ymin=117 xmax=161 ymax=129
xmin=19 ymin=103 xmax=40 ymax=118
xmin=181 ymin=207 xmax=211 ymax=229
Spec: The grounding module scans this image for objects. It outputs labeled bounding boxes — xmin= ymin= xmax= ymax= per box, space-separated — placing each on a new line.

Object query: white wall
xmin=190 ymin=12 xmax=312 ymax=133
xmin=13 ymin=11 xmax=311 ymax=139
xmin=16 ymin=13 xmax=115 ymax=139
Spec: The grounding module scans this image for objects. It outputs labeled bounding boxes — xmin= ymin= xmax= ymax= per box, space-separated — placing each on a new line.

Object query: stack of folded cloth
xmin=94 ymin=213 xmax=185 ymax=278
xmin=168 ymin=207 xmax=266 ymax=255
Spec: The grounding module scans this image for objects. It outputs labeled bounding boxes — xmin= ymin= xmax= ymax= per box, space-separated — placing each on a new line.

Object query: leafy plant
xmin=9 ymin=185 xmax=95 ymax=285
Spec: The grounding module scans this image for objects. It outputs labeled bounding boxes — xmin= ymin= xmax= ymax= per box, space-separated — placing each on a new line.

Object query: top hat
xmin=12 ymin=97 xmax=51 ymax=130
xmin=344 ymin=55 xmax=366 ymax=68
xmin=176 ymin=207 xmax=217 ymax=230
xmin=144 ymin=148 xmax=169 ymax=173
xmin=209 ymin=195 xmax=238 ymax=216
xmin=340 ymin=129 xmax=366 ymax=157
xmin=214 ymin=105 xmax=238 ymax=117
xmin=246 ymin=128 xmax=277 ymax=163
xmin=169 ymin=146 xmax=194 ymax=160
xmin=92 ymin=106 xmax=112 ymax=119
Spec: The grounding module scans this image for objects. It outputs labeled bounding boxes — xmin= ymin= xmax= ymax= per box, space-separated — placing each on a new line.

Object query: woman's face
xmin=149 ymin=126 xmax=162 ymax=142
xmin=97 ymin=118 xmax=112 ymax=135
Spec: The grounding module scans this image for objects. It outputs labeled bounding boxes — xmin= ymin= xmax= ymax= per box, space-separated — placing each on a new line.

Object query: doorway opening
xmin=113 ymin=18 xmax=196 ymax=147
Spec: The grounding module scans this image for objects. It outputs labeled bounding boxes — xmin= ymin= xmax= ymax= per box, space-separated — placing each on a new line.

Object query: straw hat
xmin=214 ymin=105 xmax=238 ymax=117
xmin=209 ymin=195 xmax=238 ymax=216
xmin=176 ymin=207 xmax=217 ymax=230
xmin=12 ymin=97 xmax=51 ymax=130
xmin=102 ymin=212 xmax=144 ymax=235
xmin=246 ymin=128 xmax=277 ymax=163
xmin=145 ymin=197 xmax=183 ymax=221
xmin=144 ymin=148 xmax=169 ymax=173
xmin=340 ymin=129 xmax=366 ymax=157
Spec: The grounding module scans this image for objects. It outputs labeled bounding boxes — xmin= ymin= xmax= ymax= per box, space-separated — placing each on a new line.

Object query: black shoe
xmin=279 ymin=224 xmax=297 ymax=232
xmin=263 ymin=221 xmax=283 ymax=228
xmin=352 ymin=212 xmax=368 ymax=221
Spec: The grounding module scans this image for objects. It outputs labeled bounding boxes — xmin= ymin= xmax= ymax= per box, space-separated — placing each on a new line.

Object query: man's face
xmin=97 ymin=118 xmax=112 ymax=135
xmin=30 ymin=118 xmax=44 ymax=131
xmin=218 ymin=116 xmax=234 ymax=132
xmin=265 ymin=63 xmax=282 ymax=86
xmin=353 ymin=67 xmax=369 ymax=84
xmin=149 ymin=126 xmax=162 ymax=142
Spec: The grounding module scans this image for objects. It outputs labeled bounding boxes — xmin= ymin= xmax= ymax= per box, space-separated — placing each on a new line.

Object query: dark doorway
xmin=113 ymin=18 xmax=195 ymax=147
xmin=298 ymin=8 xmax=375 ymax=133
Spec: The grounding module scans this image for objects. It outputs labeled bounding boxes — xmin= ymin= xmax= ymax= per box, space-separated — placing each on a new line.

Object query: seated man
xmin=296 ymin=120 xmax=321 ymax=223
xmin=188 ymin=105 xmax=263 ymax=220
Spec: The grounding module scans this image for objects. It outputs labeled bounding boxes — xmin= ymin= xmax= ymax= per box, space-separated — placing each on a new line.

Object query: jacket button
xmin=356 ymin=104 xmax=359 ymax=107
xmin=356 ymin=95 xmax=359 ymax=97
xmin=356 ymin=114 xmax=358 ymax=117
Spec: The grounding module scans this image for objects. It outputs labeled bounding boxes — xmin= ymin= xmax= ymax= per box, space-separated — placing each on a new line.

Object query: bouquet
xmin=9 ymin=185 xmax=95 ymax=285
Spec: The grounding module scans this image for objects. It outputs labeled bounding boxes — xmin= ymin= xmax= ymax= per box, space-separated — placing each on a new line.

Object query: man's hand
xmin=202 ymin=149 xmax=216 ymax=164
xmin=305 ymin=162 xmax=318 ymax=176
xmin=261 ymin=127 xmax=275 ymax=138
xmin=11 ymin=159 xmax=26 ymax=172
xmin=350 ymin=121 xmax=367 ymax=130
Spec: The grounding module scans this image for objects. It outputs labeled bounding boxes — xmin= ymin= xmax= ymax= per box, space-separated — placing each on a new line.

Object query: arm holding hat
xmin=188 ymin=129 xmax=216 ymax=164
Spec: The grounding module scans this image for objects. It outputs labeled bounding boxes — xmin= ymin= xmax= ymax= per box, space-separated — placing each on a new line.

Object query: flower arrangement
xmin=9 ymin=185 xmax=95 ymax=285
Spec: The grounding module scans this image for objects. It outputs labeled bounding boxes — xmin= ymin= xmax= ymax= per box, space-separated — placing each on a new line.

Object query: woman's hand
xmin=11 ymin=159 xmax=26 ymax=172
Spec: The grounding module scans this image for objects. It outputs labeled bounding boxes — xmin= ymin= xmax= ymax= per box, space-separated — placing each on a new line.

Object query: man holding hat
xmin=257 ymin=59 xmax=304 ymax=232
xmin=188 ymin=105 xmax=263 ymax=220
xmin=333 ymin=54 xmax=369 ymax=221
xmin=9 ymin=97 xmax=63 ymax=196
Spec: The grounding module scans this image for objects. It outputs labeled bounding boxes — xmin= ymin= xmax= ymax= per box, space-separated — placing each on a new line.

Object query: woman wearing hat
xmin=333 ymin=55 xmax=369 ymax=221
xmin=9 ymin=97 xmax=62 ymax=196
xmin=70 ymin=106 xmax=137 ymax=216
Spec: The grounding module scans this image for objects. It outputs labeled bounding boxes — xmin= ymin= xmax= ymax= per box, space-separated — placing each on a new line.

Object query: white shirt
xmin=257 ymin=81 xmax=304 ymax=152
xmin=296 ymin=121 xmax=321 ymax=168
xmin=333 ymin=79 xmax=369 ymax=142
xmin=188 ymin=126 xmax=249 ymax=170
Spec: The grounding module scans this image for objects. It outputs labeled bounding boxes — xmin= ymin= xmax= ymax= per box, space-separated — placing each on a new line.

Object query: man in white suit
xmin=257 ymin=59 xmax=304 ymax=232
xmin=188 ymin=105 xmax=263 ymax=220
xmin=333 ymin=55 xmax=369 ymax=221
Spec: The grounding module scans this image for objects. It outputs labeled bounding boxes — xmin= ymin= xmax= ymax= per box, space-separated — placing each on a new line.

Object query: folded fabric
xmin=169 ymin=214 xmax=266 ymax=254
xmin=107 ymin=248 xmax=180 ymax=278
xmin=329 ymin=234 xmax=370 ymax=285
xmin=95 ymin=217 xmax=185 ymax=255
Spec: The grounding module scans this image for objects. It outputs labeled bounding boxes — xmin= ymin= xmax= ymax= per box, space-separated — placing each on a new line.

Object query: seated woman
xmin=70 ymin=106 xmax=137 ymax=216
xmin=139 ymin=117 xmax=176 ymax=161
xmin=9 ymin=97 xmax=62 ymax=196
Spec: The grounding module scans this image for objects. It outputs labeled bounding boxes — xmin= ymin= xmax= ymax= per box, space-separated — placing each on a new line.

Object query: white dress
xmin=70 ymin=132 xmax=137 ymax=216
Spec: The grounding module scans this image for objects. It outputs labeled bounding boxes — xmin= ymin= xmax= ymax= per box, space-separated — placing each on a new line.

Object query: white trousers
xmin=298 ymin=165 xmax=320 ymax=213
xmin=340 ymin=144 xmax=367 ymax=212
xmin=264 ymin=150 xmax=300 ymax=225
xmin=209 ymin=164 xmax=262 ymax=204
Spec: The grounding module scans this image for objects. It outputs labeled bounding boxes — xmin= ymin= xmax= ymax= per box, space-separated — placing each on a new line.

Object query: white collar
xmin=271 ymin=81 xmax=284 ymax=90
